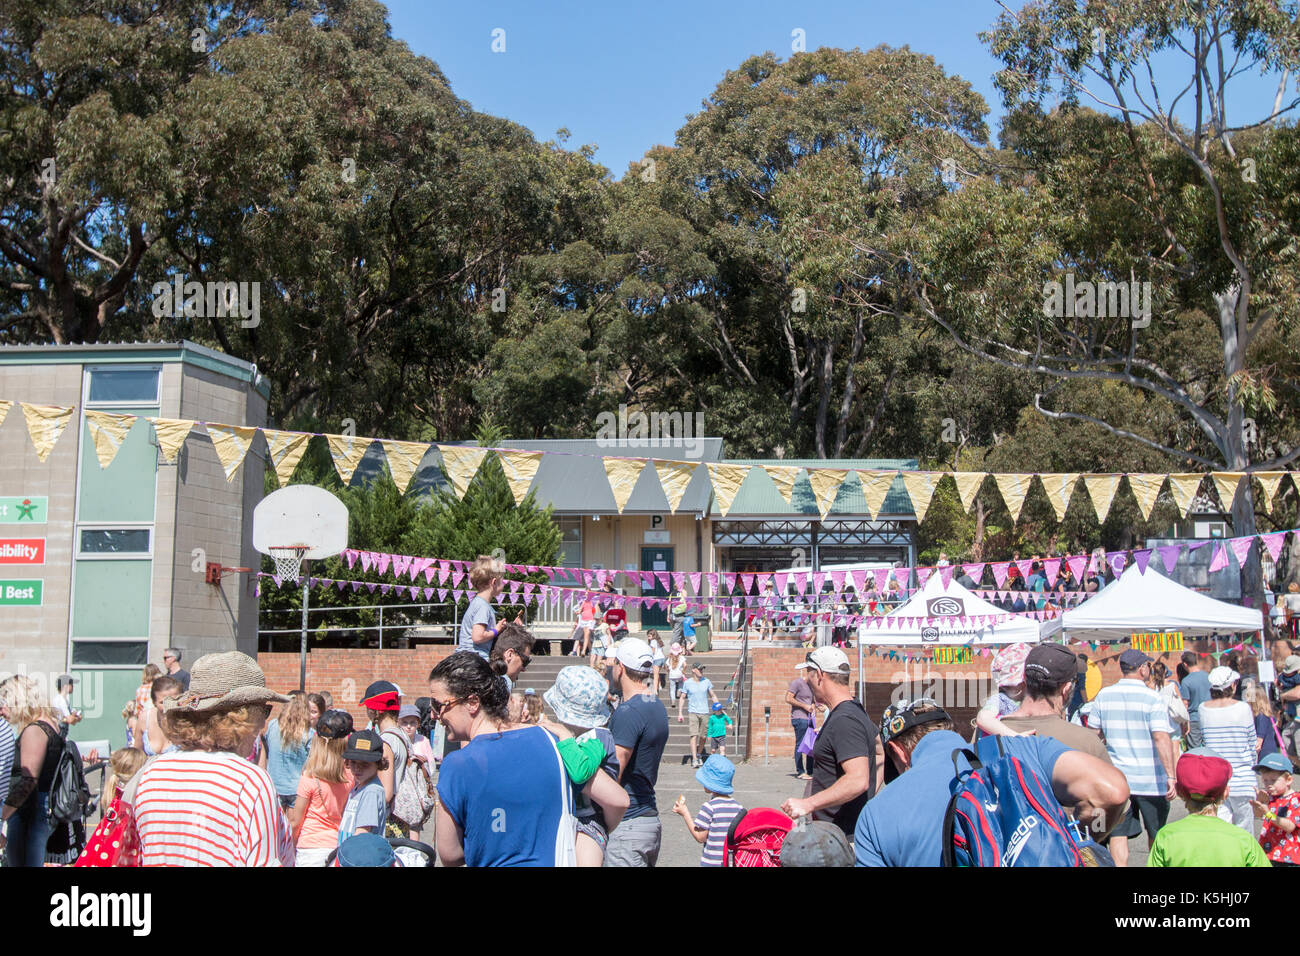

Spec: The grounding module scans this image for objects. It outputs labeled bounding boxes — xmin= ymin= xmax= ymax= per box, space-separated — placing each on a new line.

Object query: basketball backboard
xmin=253 ymin=484 xmax=348 ymax=560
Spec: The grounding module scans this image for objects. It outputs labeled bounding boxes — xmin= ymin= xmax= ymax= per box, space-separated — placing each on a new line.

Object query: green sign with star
xmin=0 ymin=497 xmax=47 ymax=523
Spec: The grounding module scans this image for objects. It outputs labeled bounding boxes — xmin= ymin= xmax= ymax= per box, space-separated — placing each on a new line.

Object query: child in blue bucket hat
xmin=672 ymin=754 xmax=744 ymax=866
xmin=542 ymin=665 xmax=629 ymax=866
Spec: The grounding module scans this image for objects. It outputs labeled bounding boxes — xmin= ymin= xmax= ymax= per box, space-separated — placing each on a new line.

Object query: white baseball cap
xmin=795 ymin=646 xmax=851 ymax=675
xmin=615 ymin=637 xmax=655 ymax=671
xmin=1208 ymin=666 xmax=1240 ymax=691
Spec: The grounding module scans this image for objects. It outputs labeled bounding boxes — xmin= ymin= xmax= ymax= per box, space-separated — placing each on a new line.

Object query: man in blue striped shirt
xmin=1089 ymin=649 xmax=1177 ymax=867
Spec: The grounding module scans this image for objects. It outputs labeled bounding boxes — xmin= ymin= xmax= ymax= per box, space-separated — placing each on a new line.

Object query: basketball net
xmin=270 ymin=545 xmax=309 ymax=582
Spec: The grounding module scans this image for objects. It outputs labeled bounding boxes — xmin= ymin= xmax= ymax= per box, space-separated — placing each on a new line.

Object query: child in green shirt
xmin=707 ymin=702 xmax=734 ymax=756
xmin=1148 ymin=751 xmax=1271 ymax=868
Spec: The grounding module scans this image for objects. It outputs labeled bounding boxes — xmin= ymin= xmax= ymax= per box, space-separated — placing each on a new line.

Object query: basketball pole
xmin=299 ymin=559 xmax=310 ymax=692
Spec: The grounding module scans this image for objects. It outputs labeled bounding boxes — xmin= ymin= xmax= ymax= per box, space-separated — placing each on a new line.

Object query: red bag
xmin=74 ymin=797 xmax=141 ymax=867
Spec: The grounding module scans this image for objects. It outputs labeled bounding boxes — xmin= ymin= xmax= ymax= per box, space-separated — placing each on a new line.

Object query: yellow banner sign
xmin=1130 ymin=631 xmax=1183 ymax=653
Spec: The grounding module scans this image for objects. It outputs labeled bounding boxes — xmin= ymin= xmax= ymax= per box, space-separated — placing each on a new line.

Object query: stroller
xmin=722 ymin=808 xmax=794 ymax=867
xmin=326 ymin=835 xmax=437 ymax=868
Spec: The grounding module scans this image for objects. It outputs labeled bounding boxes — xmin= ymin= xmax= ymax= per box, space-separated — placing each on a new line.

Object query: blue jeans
xmin=792 ymin=718 xmax=811 ymax=775
xmin=4 ymin=792 xmax=51 ymax=868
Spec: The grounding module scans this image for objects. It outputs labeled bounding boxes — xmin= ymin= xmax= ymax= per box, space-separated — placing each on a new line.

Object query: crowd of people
xmin=6 ymin=552 xmax=1300 ymax=868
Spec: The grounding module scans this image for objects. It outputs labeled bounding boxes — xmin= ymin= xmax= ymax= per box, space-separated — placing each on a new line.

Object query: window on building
xmin=86 ymin=367 xmax=160 ymax=405
xmin=71 ymin=640 xmax=149 ymax=667
xmin=79 ymin=528 xmax=151 ymax=555
xmin=557 ymin=516 xmax=582 ymax=568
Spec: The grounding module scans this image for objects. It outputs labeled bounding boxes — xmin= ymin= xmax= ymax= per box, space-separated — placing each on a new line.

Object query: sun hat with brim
xmin=695 ymin=754 xmax=735 ymax=795
xmin=1254 ymin=753 xmax=1294 ymax=774
xmin=1283 ymin=655 xmax=1300 ymax=676
xmin=991 ymin=643 xmax=1031 ymax=688
xmin=162 ymin=651 xmax=289 ymax=713
xmin=336 ymin=832 xmax=396 ymax=867
xmin=543 ymin=666 xmax=611 ymax=729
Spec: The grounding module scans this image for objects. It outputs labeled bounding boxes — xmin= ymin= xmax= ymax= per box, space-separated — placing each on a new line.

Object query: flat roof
xmin=0 ymin=339 xmax=270 ymax=398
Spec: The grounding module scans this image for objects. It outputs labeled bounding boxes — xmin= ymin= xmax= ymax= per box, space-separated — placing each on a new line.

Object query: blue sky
xmin=380 ymin=0 xmax=1290 ymax=177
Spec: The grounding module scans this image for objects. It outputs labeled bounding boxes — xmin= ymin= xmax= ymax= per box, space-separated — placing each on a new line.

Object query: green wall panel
xmin=69 ymin=668 xmax=142 ymax=752
xmin=72 ymin=560 xmax=152 ymax=636
xmin=77 ymin=410 xmax=160 ymax=523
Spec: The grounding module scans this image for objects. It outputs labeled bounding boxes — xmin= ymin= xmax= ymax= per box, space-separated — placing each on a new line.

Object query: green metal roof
xmin=723 ymin=459 xmax=917 ymax=518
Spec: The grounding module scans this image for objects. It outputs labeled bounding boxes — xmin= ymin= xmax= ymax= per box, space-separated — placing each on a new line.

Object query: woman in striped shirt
xmin=1197 ymin=666 xmax=1258 ymax=833
xmin=131 ymin=652 xmax=295 ymax=867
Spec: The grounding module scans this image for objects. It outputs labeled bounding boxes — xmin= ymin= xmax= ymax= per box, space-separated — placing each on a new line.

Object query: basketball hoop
xmin=270 ymin=545 xmax=310 ymax=582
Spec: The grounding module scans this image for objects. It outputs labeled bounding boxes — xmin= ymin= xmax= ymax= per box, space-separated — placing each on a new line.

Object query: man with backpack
xmin=853 ymin=699 xmax=1129 ymax=866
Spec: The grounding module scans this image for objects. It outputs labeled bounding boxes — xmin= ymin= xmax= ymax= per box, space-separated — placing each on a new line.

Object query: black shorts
xmin=1109 ymin=794 xmax=1168 ymax=841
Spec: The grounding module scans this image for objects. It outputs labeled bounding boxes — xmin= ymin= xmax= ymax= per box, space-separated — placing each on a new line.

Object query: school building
xmin=0 ymin=341 xmax=268 ymax=750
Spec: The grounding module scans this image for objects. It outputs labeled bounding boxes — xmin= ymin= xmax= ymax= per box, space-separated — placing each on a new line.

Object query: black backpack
xmin=47 ymin=733 xmax=93 ymax=825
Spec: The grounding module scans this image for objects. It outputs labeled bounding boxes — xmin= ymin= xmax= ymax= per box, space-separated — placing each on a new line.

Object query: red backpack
xmin=723 ymin=808 xmax=794 ymax=867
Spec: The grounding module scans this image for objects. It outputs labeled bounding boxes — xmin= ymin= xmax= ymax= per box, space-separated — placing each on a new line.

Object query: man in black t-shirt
xmin=781 ymin=647 xmax=882 ymax=838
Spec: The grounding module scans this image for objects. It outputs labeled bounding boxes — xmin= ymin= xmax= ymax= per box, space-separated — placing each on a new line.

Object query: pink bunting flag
xmin=451 ymin=568 xmax=464 ymax=588
xmin=916 ymin=567 xmax=933 ymax=587
xmin=774 ymin=572 xmax=788 ymax=593
xmin=344 ymin=550 xmax=358 ymax=569
xmin=873 ymin=568 xmax=890 ymax=592
xmin=961 ymin=563 xmax=985 ymax=586
xmin=375 ymin=554 xmax=392 ymax=575
xmin=1042 ymin=558 xmax=1061 ymax=587
xmin=1015 ymin=559 xmax=1034 ymax=580
xmin=1133 ymin=549 xmax=1152 ymax=574
xmin=655 ymin=572 xmax=670 ymax=589
xmin=811 ymin=572 xmax=825 ymax=592
xmin=393 ymin=554 xmax=411 ymax=578
xmin=1105 ymin=551 xmax=1125 ymax=576
xmin=892 ymin=567 xmax=910 ymax=586
xmin=794 ymin=571 xmax=809 ymax=593
xmin=705 ymin=573 xmax=717 ymax=591
xmin=1229 ymin=536 xmax=1254 ymax=568
xmin=1066 ymin=555 xmax=1087 ymax=582
xmin=990 ymin=562 xmax=1010 ymax=588
xmin=380 ymin=584 xmax=391 ymax=596
xmin=335 ymin=579 xmax=347 ymax=592
xmin=1263 ymin=532 xmax=1287 ymax=565
xmin=437 ymin=563 xmax=450 ymax=585
xmin=1208 ymin=543 xmax=1229 ymax=573
xmin=670 ymin=572 xmax=685 ymax=591
xmin=939 ymin=565 xmax=955 ymax=588
xmin=850 ymin=570 xmax=866 ymax=593
xmin=359 ymin=551 xmax=373 ymax=573
xmin=830 ymin=570 xmax=846 ymax=591
xmin=689 ymin=572 xmax=702 ymax=594
xmin=437 ymin=589 xmax=447 ymax=600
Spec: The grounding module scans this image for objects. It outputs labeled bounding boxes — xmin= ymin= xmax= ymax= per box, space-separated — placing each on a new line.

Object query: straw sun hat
xmin=163 ymin=651 xmax=290 ymax=713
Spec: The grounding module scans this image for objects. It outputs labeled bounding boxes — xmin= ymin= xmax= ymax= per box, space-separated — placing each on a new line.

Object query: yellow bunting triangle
xmin=993 ymin=474 xmax=1033 ymax=522
xmin=1252 ymin=471 xmax=1286 ymax=506
xmin=205 ymin=423 xmax=258 ymax=481
xmin=807 ymin=468 xmax=848 ymax=518
xmin=263 ymin=429 xmax=312 ymax=487
xmin=857 ymin=470 xmax=898 ymax=517
xmin=1211 ymin=472 xmax=1245 ymax=512
xmin=437 ymin=445 xmax=488 ymax=499
xmin=381 ymin=440 xmax=430 ymax=495
xmin=148 ymin=418 xmax=194 ymax=464
xmin=326 ymin=433 xmax=371 ymax=486
xmin=706 ymin=463 xmax=751 ymax=517
xmin=85 ymin=410 xmax=136 ymax=469
xmin=950 ymin=472 xmax=986 ymax=512
xmin=1167 ymin=474 xmax=1204 ymax=517
xmin=0 ymin=399 xmax=11 ymax=428
xmin=21 ymin=403 xmax=74 ymax=463
xmin=1037 ymin=473 xmax=1079 ymax=521
xmin=763 ymin=465 xmax=803 ymax=507
xmin=654 ymin=460 xmax=699 ymax=513
xmin=1082 ymin=474 xmax=1121 ymax=522
xmin=498 ymin=450 xmax=544 ymax=506
xmin=1126 ymin=474 xmax=1165 ymax=520
xmin=603 ymin=457 xmax=646 ymax=513
xmin=900 ymin=471 xmax=939 ymax=521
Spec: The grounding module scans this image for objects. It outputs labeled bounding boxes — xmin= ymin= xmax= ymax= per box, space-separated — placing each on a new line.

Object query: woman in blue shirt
xmin=264 ymin=691 xmax=315 ymax=809
xmin=432 ymin=652 xmax=576 ymax=866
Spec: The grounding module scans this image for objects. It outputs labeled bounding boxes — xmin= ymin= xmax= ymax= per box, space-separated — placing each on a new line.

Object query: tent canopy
xmin=861 ymin=574 xmax=1040 ymax=646
xmin=1042 ymin=564 xmax=1263 ymax=641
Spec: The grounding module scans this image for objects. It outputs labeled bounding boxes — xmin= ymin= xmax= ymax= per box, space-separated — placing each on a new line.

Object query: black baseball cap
xmin=1024 ymin=644 xmax=1078 ymax=684
xmin=880 ymin=698 xmax=952 ymax=745
xmin=316 ymin=709 xmax=354 ymax=740
xmin=343 ymin=729 xmax=384 ymax=762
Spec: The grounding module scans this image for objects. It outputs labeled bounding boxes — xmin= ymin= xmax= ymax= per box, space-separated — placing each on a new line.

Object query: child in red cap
xmin=1147 ymin=750 xmax=1270 ymax=867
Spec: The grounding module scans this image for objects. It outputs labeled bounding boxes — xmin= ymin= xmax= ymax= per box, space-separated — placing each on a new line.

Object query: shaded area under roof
xmin=723 ymin=459 xmax=917 ymax=518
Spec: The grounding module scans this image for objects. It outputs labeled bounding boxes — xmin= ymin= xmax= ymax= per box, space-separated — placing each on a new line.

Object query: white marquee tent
xmin=1039 ymin=564 xmax=1263 ymax=641
xmin=859 ymin=573 xmax=1041 ymax=646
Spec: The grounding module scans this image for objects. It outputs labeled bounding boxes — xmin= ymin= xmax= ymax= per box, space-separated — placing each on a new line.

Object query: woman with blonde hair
xmin=129 ymin=652 xmax=295 ymax=866
xmin=1246 ymin=683 xmax=1284 ymax=760
xmin=263 ymin=690 xmax=315 ymax=810
xmin=126 ymin=663 xmax=162 ymax=747
xmin=0 ymin=675 xmax=64 ymax=866
xmin=287 ymin=709 xmax=354 ymax=866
